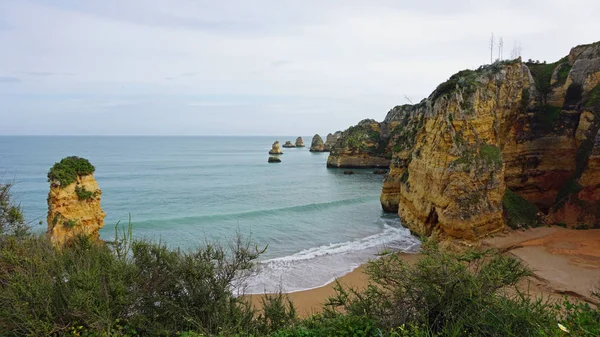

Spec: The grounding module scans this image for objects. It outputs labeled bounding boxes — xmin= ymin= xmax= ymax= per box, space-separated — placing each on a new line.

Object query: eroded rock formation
xmin=336 ymin=41 xmax=600 ymax=240
xmin=269 ymin=141 xmax=283 ymax=154
xmin=47 ymin=156 xmax=106 ymax=246
xmin=324 ymin=131 xmax=342 ymax=151
xmin=295 ymin=137 xmax=305 ymax=147
xmin=282 ymin=141 xmax=296 ymax=148
xmin=268 ymin=156 xmax=281 ymax=163
xmin=309 ymin=134 xmax=326 ymax=152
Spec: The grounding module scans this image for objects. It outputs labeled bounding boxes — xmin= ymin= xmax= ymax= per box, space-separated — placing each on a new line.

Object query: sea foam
xmin=242 ymin=218 xmax=420 ymax=294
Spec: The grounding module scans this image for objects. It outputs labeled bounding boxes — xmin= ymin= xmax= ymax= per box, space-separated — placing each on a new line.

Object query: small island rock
xmin=282 ymin=141 xmax=296 ymax=148
xmin=309 ymin=134 xmax=326 ymax=152
xmin=269 ymin=141 xmax=283 ymax=154
xmin=295 ymin=137 xmax=305 ymax=147
xmin=268 ymin=156 xmax=281 ymax=163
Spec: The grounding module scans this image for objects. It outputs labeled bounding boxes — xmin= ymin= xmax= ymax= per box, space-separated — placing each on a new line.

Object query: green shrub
xmin=527 ymin=62 xmax=558 ymax=95
xmin=322 ymin=240 xmax=557 ymax=337
xmin=502 ymin=188 xmax=540 ymax=229
xmin=63 ymin=218 xmax=77 ymax=228
xmin=75 ymin=186 xmax=95 ymax=200
xmin=0 ymin=224 xmax=264 ymax=336
xmin=555 ymin=63 xmax=572 ymax=86
xmin=557 ymin=297 xmax=600 ymax=336
xmin=0 ymin=182 xmax=28 ymax=237
xmin=585 ymin=84 xmax=600 ymax=113
xmin=479 ymin=144 xmax=502 ymax=167
xmin=48 ymin=156 xmax=95 ymax=187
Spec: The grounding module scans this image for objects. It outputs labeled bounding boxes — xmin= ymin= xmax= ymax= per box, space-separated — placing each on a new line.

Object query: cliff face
xmin=371 ymin=42 xmax=600 ymax=240
xmin=324 ymin=131 xmax=342 ymax=151
xmin=47 ymin=157 xmax=106 ymax=246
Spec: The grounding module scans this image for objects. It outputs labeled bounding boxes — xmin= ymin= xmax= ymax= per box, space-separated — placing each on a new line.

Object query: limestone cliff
xmin=324 ymin=131 xmax=342 ymax=151
xmin=368 ymin=41 xmax=600 ymax=240
xmin=47 ymin=156 xmax=106 ymax=246
xmin=309 ymin=134 xmax=326 ymax=152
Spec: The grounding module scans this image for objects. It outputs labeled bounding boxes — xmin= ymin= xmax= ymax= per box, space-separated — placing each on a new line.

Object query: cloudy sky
xmin=1 ymin=0 xmax=598 ymax=136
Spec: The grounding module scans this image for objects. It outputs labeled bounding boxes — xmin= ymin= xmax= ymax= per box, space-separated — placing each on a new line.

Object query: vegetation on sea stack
xmin=47 ymin=156 xmax=95 ymax=187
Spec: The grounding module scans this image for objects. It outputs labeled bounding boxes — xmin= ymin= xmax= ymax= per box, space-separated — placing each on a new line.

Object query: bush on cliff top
xmin=0 ymin=182 xmax=28 ymax=237
xmin=47 ymin=156 xmax=95 ymax=187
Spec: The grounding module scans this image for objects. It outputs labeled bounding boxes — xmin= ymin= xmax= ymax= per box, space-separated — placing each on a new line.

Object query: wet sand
xmin=248 ymin=227 xmax=600 ymax=316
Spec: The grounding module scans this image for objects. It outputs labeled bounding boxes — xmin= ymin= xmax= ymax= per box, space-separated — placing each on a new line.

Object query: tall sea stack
xmin=47 ymin=156 xmax=106 ymax=246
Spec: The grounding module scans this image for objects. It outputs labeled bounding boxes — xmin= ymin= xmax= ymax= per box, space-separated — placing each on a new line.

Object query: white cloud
xmin=0 ymin=0 xmax=599 ymax=135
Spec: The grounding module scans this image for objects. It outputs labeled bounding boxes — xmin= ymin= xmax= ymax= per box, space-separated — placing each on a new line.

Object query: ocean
xmin=0 ymin=136 xmax=420 ymax=293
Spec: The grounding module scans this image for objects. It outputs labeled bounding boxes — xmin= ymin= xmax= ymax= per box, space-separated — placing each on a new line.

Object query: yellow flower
xmin=558 ymin=323 xmax=569 ymax=333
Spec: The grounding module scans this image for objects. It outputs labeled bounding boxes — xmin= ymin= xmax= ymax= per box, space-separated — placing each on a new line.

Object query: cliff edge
xmin=340 ymin=41 xmax=600 ymax=241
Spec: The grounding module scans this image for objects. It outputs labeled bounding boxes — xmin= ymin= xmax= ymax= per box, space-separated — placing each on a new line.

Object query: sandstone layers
xmin=47 ymin=157 xmax=106 ymax=246
xmin=330 ymin=42 xmax=600 ymax=241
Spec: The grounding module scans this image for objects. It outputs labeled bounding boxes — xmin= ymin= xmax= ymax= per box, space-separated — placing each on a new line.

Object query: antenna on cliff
xmin=489 ymin=33 xmax=495 ymax=63
xmin=404 ymin=94 xmax=414 ymax=104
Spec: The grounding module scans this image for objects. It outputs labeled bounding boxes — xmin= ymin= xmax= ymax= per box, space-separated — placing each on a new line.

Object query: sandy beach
xmin=248 ymin=226 xmax=600 ymax=317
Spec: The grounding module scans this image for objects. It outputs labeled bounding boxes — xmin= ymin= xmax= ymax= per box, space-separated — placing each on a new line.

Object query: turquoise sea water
xmin=0 ymin=136 xmax=419 ymax=293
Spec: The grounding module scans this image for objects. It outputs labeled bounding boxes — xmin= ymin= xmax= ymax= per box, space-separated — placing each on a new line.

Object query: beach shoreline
xmin=248 ymin=226 xmax=600 ymax=317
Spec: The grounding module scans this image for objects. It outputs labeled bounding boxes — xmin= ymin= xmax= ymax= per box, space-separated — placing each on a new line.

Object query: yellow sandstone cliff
xmin=47 ymin=156 xmax=106 ymax=245
xmin=334 ymin=41 xmax=600 ymax=241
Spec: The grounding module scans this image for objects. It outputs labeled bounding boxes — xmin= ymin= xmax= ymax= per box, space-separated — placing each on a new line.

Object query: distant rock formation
xmin=373 ymin=170 xmax=387 ymax=175
xmin=282 ymin=141 xmax=296 ymax=148
xmin=268 ymin=156 xmax=281 ymax=163
xmin=325 ymin=131 xmax=342 ymax=151
xmin=309 ymin=134 xmax=326 ymax=152
xmin=326 ymin=119 xmax=393 ymax=168
xmin=269 ymin=141 xmax=283 ymax=154
xmin=343 ymin=170 xmax=355 ymax=175
xmin=295 ymin=137 xmax=305 ymax=147
xmin=46 ymin=156 xmax=106 ymax=246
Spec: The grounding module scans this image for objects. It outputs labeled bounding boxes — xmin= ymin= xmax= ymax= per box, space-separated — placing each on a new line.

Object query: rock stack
xmin=269 ymin=141 xmax=283 ymax=154
xmin=282 ymin=141 xmax=296 ymax=148
xmin=324 ymin=131 xmax=342 ymax=151
xmin=268 ymin=156 xmax=281 ymax=163
xmin=309 ymin=134 xmax=326 ymax=152
xmin=46 ymin=156 xmax=106 ymax=246
xmin=295 ymin=137 xmax=305 ymax=147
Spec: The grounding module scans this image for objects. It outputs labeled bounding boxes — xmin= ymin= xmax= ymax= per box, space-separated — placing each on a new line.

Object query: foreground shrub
xmin=0 ymin=225 xmax=264 ymax=336
xmin=0 ymin=182 xmax=28 ymax=237
xmin=323 ymin=240 xmax=558 ymax=337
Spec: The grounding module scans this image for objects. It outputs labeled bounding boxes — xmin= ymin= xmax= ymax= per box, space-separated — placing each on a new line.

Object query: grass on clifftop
xmin=502 ymin=188 xmax=540 ymax=229
xmin=47 ymin=156 xmax=95 ymax=187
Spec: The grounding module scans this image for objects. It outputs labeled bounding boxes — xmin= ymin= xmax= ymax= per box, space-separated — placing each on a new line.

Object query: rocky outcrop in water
xmin=309 ymin=134 xmax=326 ymax=152
xmin=295 ymin=137 xmax=305 ymax=147
xmin=46 ymin=156 xmax=106 ymax=246
xmin=269 ymin=141 xmax=283 ymax=154
xmin=338 ymin=41 xmax=600 ymax=241
xmin=282 ymin=141 xmax=295 ymax=148
xmin=324 ymin=131 xmax=342 ymax=151
xmin=268 ymin=156 xmax=281 ymax=163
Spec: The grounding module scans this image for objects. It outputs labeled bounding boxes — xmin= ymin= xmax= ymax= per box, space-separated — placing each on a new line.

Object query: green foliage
xmin=555 ymin=63 xmax=572 ymax=86
xmin=479 ymin=144 xmax=502 ymax=167
xmin=558 ymin=297 xmax=600 ymax=336
xmin=63 ymin=218 xmax=78 ymax=228
xmin=584 ymin=84 xmax=600 ymax=112
xmin=322 ymin=240 xmax=556 ymax=337
xmin=527 ymin=62 xmax=559 ymax=95
xmin=502 ymin=188 xmax=540 ymax=229
xmin=75 ymin=186 xmax=95 ymax=200
xmin=367 ymin=130 xmax=380 ymax=141
xmin=432 ymin=69 xmax=476 ymax=102
xmin=0 ymin=182 xmax=28 ymax=237
xmin=452 ymin=143 xmax=503 ymax=171
xmin=535 ymin=104 xmax=562 ymax=132
xmin=255 ymin=291 xmax=297 ymax=335
xmin=48 ymin=156 xmax=96 ymax=187
xmin=0 ymin=224 xmax=264 ymax=336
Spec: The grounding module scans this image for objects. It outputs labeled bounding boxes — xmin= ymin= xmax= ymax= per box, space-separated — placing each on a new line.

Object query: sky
xmin=0 ymin=0 xmax=599 ymax=136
